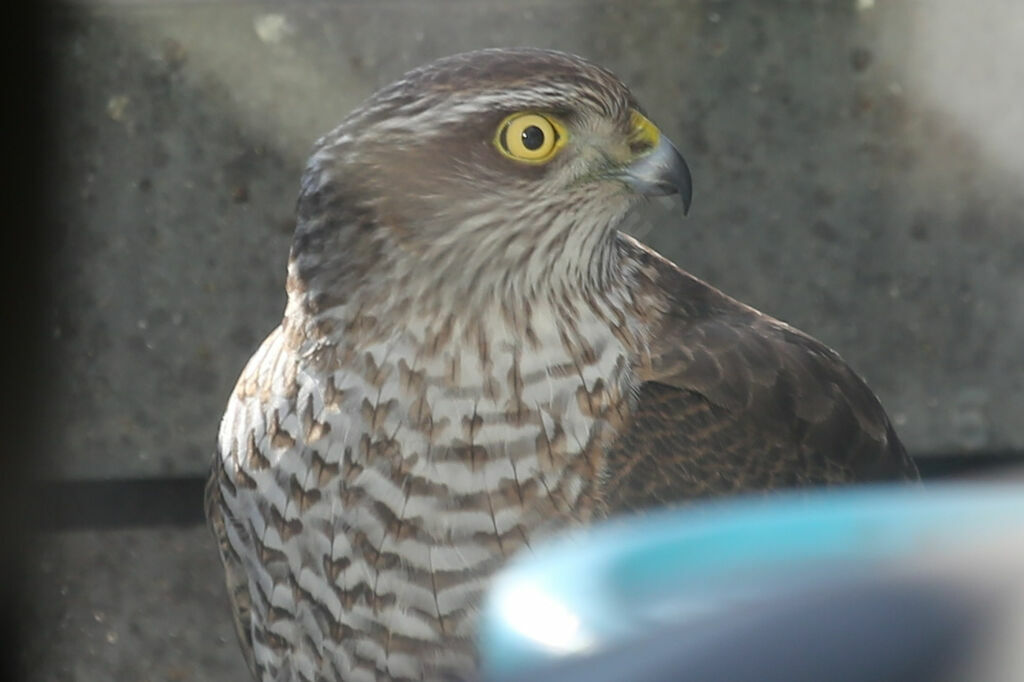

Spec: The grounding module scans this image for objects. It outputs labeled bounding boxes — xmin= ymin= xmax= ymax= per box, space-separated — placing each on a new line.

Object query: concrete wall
xmin=31 ymin=0 xmax=1024 ymax=679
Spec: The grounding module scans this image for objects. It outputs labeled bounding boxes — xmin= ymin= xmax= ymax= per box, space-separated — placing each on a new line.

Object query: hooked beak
xmin=618 ymin=112 xmax=693 ymax=215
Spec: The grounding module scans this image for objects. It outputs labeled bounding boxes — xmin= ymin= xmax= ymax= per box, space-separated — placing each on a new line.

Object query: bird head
xmin=290 ymin=49 xmax=691 ymax=317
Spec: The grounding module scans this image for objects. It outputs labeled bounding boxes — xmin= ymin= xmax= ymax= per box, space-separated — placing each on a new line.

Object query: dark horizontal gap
xmin=29 ymin=451 xmax=1024 ymax=532
xmin=32 ymin=477 xmax=208 ymax=532
xmin=912 ymin=451 xmax=1024 ymax=480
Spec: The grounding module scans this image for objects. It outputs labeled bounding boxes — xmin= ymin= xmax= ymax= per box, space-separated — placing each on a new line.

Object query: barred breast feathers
xmin=211 ymin=243 xmax=658 ymax=680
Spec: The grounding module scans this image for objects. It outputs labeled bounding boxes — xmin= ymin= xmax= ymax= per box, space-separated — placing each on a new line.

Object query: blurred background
xmin=19 ymin=0 xmax=1024 ymax=679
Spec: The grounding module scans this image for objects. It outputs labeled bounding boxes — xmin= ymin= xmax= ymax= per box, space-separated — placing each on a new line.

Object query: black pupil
xmin=521 ymin=125 xmax=545 ymax=151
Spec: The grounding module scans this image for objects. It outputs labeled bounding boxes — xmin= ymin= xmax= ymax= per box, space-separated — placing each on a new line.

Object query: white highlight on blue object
xmin=493 ymin=581 xmax=593 ymax=655
xmin=477 ymin=482 xmax=1024 ymax=679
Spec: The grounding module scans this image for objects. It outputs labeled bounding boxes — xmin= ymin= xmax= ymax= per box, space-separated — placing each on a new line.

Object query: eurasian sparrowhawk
xmin=206 ymin=48 xmax=918 ymax=682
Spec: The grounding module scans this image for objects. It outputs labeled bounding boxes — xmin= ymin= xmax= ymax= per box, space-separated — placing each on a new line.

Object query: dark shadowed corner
xmin=4 ymin=2 xmax=57 ymax=680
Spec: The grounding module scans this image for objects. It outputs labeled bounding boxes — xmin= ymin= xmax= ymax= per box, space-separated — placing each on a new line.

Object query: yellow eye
xmin=495 ymin=113 xmax=566 ymax=163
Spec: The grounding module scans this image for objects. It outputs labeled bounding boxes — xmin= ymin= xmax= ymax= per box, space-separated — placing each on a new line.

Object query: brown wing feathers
xmin=602 ymin=239 xmax=918 ymax=514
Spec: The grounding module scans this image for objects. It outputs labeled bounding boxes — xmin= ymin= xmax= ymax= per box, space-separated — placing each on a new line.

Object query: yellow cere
xmin=628 ymin=110 xmax=661 ymax=154
xmin=495 ymin=113 xmax=567 ymax=164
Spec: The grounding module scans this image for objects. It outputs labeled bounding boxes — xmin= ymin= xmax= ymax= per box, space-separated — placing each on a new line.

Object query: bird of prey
xmin=207 ymin=48 xmax=918 ymax=682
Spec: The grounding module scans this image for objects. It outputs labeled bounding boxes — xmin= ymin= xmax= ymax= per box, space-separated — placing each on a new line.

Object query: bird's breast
xmin=217 ymin=304 xmax=641 ymax=680
xmin=304 ymin=309 xmax=637 ymax=565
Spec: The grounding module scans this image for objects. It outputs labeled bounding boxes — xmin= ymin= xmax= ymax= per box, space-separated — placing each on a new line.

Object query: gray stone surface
xmin=25 ymin=526 xmax=249 ymax=681
xmin=48 ymin=0 xmax=1024 ymax=479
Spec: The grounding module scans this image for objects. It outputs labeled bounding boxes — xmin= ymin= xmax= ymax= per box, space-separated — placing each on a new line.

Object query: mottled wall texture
xmin=31 ymin=1 xmax=1024 ymax=680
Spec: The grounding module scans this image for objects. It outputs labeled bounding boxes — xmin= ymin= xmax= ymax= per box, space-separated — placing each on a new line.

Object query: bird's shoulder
xmin=602 ymin=236 xmax=917 ymax=511
xmin=206 ymin=322 xmax=310 ymax=679
xmin=624 ymin=237 xmax=872 ymax=425
xmin=209 ymin=321 xmax=317 ymax=508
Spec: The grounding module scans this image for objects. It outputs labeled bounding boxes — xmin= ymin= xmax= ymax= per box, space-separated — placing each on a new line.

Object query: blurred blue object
xmin=478 ymin=482 xmax=1024 ymax=681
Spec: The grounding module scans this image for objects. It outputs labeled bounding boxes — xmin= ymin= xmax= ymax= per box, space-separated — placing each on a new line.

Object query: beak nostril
xmin=628 ymin=110 xmax=661 ymax=154
xmin=629 ymin=140 xmax=655 ymax=156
